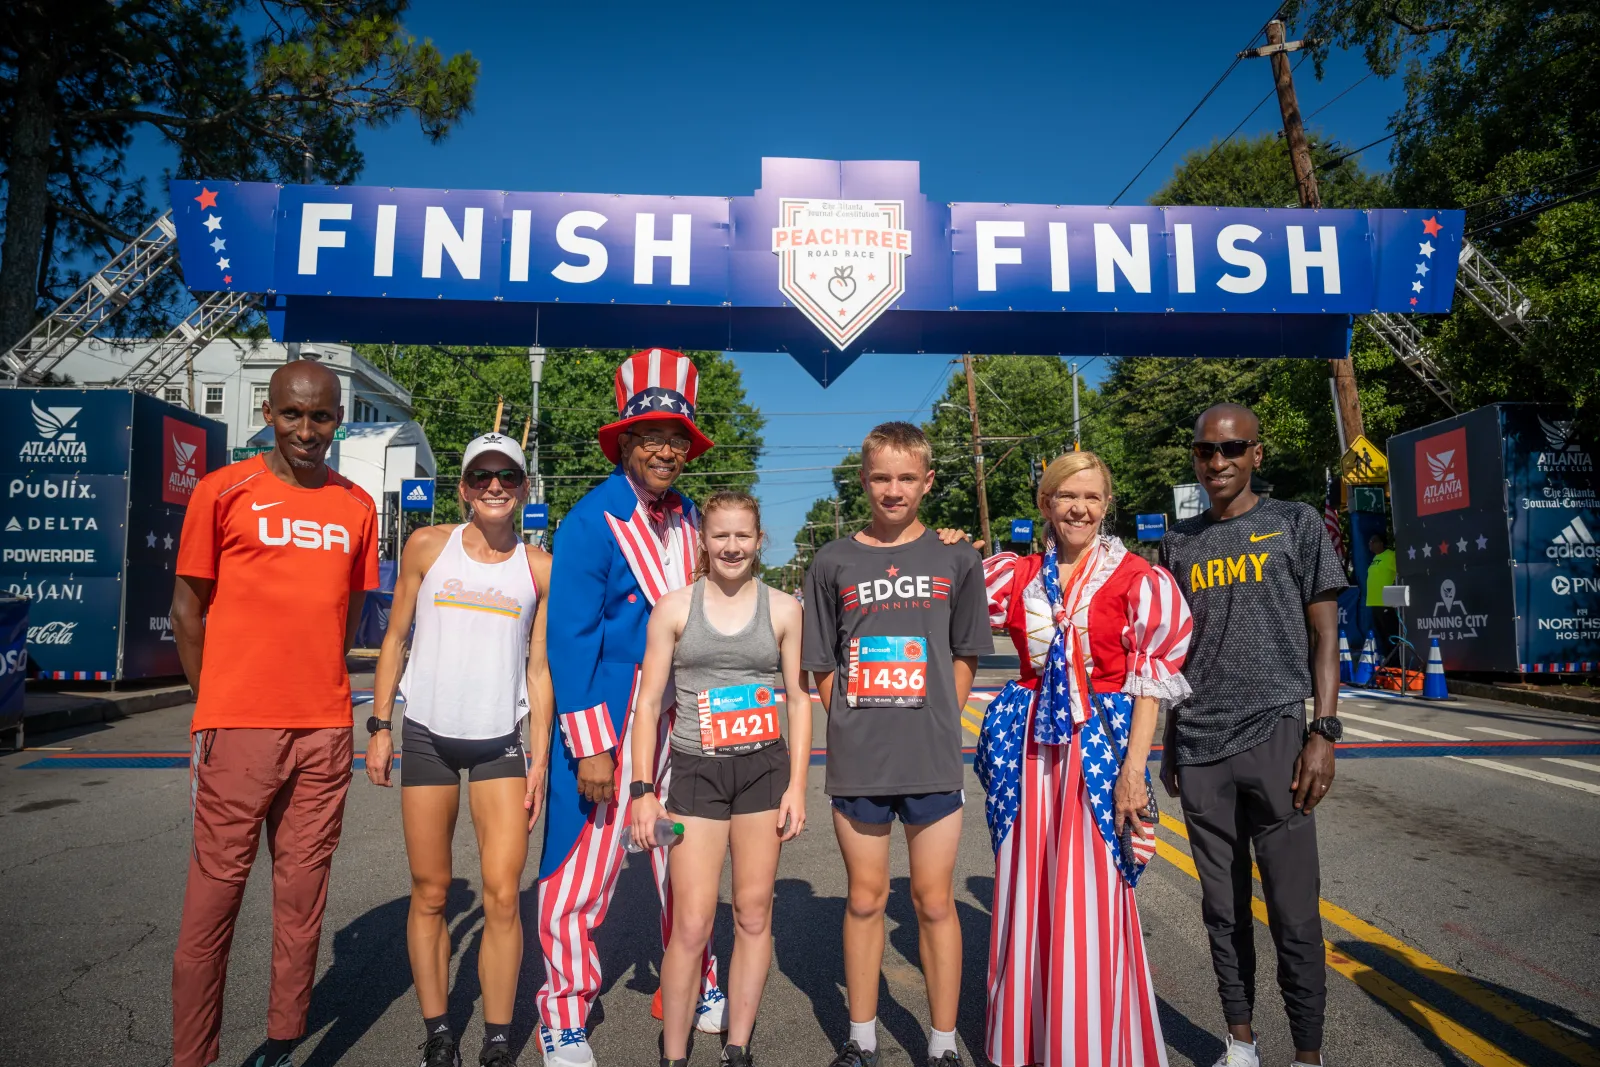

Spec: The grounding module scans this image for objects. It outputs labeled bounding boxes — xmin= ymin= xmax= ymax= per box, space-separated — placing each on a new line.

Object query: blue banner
xmin=0 ymin=595 xmax=25 ymax=724
xmin=170 ymin=158 xmax=1464 ymax=384
xmin=523 ymin=503 xmax=549 ymax=530
xmin=401 ymin=478 xmax=435 ymax=512
xmin=1009 ymin=518 xmax=1033 ymax=542
xmin=1135 ymin=514 xmax=1166 ymax=541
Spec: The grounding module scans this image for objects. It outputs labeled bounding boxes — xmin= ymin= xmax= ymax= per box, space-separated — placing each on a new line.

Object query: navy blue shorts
xmin=831 ymin=790 xmax=964 ymax=826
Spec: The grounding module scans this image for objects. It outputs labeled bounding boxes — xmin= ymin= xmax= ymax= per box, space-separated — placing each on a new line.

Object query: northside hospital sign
xmin=170 ymin=157 xmax=1464 ymax=384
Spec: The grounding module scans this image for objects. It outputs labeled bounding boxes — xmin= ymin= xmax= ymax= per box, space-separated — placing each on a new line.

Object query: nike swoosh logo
xmin=1249 ymin=532 xmax=1283 ymax=542
xmin=251 ymin=501 xmax=283 ymax=511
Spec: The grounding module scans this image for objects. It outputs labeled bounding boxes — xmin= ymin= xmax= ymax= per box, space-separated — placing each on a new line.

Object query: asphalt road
xmin=3 ymin=675 xmax=1598 ymax=1067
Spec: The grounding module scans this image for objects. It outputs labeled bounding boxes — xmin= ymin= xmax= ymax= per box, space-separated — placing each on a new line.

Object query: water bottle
xmin=625 ymin=817 xmax=684 ymax=853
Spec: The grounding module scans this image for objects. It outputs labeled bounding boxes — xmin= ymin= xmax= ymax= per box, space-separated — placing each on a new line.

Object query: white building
xmin=51 ymin=338 xmax=413 ymax=450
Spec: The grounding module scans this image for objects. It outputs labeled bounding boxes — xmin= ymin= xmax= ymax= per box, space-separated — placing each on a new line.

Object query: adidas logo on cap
xmin=1548 ymin=515 xmax=1598 ymax=559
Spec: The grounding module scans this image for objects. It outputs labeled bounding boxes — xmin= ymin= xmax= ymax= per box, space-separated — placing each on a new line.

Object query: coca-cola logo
xmin=28 ymin=621 xmax=76 ymax=646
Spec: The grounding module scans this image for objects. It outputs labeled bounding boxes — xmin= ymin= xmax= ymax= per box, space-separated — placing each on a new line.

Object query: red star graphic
xmin=808 ymin=272 xmax=816 ymax=280
xmin=1410 ymin=297 xmax=1418 ymax=306
xmin=838 ymin=308 xmax=847 ymax=316
xmin=194 ymin=187 xmax=218 ymax=210
xmin=223 ymin=275 xmax=232 ymax=284
xmin=1439 ymin=541 xmax=1449 ymax=555
xmin=1422 ymin=215 xmax=1443 ymax=237
xmin=886 ymin=564 xmax=900 ymax=577
xmin=867 ymin=273 xmax=876 ymax=282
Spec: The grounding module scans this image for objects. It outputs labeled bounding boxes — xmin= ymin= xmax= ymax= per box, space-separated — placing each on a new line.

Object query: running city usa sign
xmin=168 ymin=157 xmax=1466 ymax=385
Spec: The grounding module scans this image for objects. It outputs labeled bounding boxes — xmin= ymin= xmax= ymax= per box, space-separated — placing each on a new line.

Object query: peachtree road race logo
xmin=21 ymin=401 xmax=87 ymax=463
xmin=773 ymin=198 xmax=912 ymax=349
xmin=1536 ymin=415 xmax=1594 ymax=473
xmin=1415 ymin=427 xmax=1469 ymax=517
xmin=1549 ymin=515 xmax=1599 ymax=559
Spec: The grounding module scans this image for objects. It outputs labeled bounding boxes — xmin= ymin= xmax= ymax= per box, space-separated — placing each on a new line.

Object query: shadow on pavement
xmin=295 ymin=879 xmax=476 ymax=1067
xmin=1156 ymin=997 xmax=1223 ymax=1067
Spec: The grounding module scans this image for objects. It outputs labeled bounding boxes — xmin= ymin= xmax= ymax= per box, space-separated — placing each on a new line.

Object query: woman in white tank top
xmin=367 ymin=432 xmax=553 ymax=1067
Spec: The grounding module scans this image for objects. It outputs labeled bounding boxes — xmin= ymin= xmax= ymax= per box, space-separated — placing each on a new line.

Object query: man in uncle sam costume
xmin=537 ymin=348 xmax=724 ymax=1067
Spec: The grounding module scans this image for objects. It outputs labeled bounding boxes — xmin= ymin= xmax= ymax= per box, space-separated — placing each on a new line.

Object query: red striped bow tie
xmin=646 ymin=495 xmax=680 ymax=525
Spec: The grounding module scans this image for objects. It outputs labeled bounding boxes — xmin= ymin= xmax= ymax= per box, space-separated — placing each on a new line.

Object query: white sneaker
xmin=693 ymin=987 xmax=729 ymax=1034
xmin=539 ymin=1024 xmax=596 ymax=1067
xmin=1212 ymin=1036 xmax=1260 ymax=1067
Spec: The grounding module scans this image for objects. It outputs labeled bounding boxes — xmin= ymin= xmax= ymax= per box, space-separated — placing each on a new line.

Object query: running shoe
xmin=826 ymin=1041 xmax=880 ymax=1067
xmin=252 ymin=1055 xmax=292 ymax=1067
xmin=720 ymin=1044 xmax=753 ymax=1067
xmin=1211 ymin=1036 xmax=1260 ymax=1067
xmin=419 ymin=1032 xmax=461 ymax=1067
xmin=539 ymin=1024 xmax=596 ymax=1067
xmin=651 ymin=986 xmax=730 ymax=1034
xmin=928 ymin=1053 xmax=962 ymax=1067
xmin=479 ymin=1041 xmax=517 ymax=1067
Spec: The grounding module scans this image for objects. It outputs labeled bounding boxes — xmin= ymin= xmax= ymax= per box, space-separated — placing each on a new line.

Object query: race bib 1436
xmin=697 ymin=681 xmax=782 ymax=754
xmin=846 ymin=635 xmax=928 ymax=708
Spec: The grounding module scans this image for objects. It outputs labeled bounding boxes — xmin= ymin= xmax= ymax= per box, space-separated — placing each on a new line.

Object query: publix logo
xmin=1548 ymin=515 xmax=1599 ymax=560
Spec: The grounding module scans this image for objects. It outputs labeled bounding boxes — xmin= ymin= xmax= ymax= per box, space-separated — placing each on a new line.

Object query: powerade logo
xmin=1548 ymin=516 xmax=1599 ymax=560
xmin=1535 ymin=416 xmax=1594 ymax=474
xmin=1415 ymin=427 xmax=1469 ymax=516
xmin=19 ymin=402 xmax=88 ymax=463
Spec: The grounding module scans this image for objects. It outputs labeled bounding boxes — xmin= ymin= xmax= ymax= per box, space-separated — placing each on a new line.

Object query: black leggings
xmin=400 ymin=716 xmax=526 ymax=787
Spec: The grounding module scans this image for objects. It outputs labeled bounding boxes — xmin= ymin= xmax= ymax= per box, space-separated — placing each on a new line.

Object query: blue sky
xmin=127 ymin=0 xmax=1406 ymax=555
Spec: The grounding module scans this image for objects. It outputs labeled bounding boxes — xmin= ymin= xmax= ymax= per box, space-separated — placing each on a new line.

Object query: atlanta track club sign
xmin=167 ymin=157 xmax=1466 ymax=385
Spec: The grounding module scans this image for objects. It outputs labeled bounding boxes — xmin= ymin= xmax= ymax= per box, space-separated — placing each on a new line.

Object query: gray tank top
xmin=671 ymin=578 xmax=783 ymax=757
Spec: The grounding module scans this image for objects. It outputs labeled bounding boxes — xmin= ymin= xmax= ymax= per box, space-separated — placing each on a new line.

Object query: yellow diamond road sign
xmin=1342 ymin=435 xmax=1389 ymax=485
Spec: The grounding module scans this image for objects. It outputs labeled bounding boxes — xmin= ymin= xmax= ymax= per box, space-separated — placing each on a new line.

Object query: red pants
xmin=172 ymin=727 xmax=353 ymax=1067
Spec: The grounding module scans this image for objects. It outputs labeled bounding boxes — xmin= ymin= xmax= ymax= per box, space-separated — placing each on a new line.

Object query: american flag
xmin=1324 ymin=473 xmax=1346 ymax=562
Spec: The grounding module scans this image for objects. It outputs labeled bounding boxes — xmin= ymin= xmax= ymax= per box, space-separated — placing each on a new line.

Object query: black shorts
xmin=666 ymin=740 xmax=789 ymax=820
xmin=831 ymin=790 xmax=963 ymax=826
xmin=400 ymin=716 xmax=526 ymax=787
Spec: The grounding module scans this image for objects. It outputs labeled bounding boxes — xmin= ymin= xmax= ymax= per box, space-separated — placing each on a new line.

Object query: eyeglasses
xmin=462 ymin=467 xmax=526 ymax=490
xmin=1191 ymin=439 xmax=1258 ymax=461
xmin=631 ymin=432 xmax=692 ymax=456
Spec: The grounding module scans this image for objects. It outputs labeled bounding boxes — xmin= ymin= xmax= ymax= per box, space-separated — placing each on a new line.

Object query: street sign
xmin=1341 ymin=434 xmax=1389 ymax=485
xmin=1009 ymin=518 xmax=1033 ymax=543
xmin=333 ymin=426 xmax=348 ymax=440
xmin=1173 ymin=483 xmax=1209 ymax=520
xmin=1135 ymin=514 xmax=1167 ymax=541
xmin=231 ymin=445 xmax=272 ymax=462
xmin=523 ymin=503 xmax=549 ymax=530
xmin=400 ymin=479 xmax=434 ymax=512
xmin=1350 ymin=485 xmax=1387 ymax=514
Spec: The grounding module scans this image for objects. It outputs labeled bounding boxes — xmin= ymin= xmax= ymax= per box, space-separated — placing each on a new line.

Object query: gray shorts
xmin=400 ymin=716 xmax=525 ymax=787
xmin=666 ymin=740 xmax=789 ymax=820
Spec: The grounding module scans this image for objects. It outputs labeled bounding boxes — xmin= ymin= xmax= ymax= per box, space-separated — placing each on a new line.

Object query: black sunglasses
xmin=462 ymin=467 xmax=526 ymax=490
xmin=1191 ymin=439 xmax=1258 ymax=461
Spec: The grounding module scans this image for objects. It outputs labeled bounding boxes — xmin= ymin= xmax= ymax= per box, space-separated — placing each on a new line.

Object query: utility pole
xmin=1071 ymin=361 xmax=1081 ymax=450
xmin=1245 ymin=19 xmax=1365 ymax=444
xmin=963 ymin=354 xmax=993 ymax=554
xmin=527 ymin=346 xmax=545 ymax=505
xmin=831 ymin=498 xmax=842 ymax=541
xmin=285 ymin=151 xmax=315 ymax=365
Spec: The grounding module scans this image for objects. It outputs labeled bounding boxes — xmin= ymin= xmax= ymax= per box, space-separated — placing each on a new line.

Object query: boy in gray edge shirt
xmin=801 ymin=423 xmax=990 ymax=1067
xmin=1160 ymin=404 xmax=1347 ymax=1067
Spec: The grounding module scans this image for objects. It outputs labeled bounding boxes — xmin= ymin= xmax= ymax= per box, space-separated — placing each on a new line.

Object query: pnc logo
xmin=258 ymin=517 xmax=352 ymax=553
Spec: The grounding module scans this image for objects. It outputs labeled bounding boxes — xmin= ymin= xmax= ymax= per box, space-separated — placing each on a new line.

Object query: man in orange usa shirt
xmin=169 ymin=360 xmax=379 ymax=1067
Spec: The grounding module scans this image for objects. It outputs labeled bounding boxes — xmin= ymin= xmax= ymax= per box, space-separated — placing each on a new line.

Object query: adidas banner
xmin=401 ymin=478 xmax=435 ymax=512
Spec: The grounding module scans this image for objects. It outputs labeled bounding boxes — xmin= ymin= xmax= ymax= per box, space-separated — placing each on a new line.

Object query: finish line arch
xmin=170 ymin=157 xmax=1463 ymax=386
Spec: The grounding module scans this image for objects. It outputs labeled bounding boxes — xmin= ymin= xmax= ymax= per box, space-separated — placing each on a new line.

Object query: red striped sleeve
xmin=559 ymin=701 xmax=618 ymax=758
xmin=1123 ymin=564 xmax=1193 ymax=707
xmin=983 ymin=551 xmax=1021 ymax=627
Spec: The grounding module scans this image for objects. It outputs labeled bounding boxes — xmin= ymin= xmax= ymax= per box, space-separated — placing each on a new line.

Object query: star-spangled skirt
xmin=978 ymin=685 xmax=1168 ymax=1067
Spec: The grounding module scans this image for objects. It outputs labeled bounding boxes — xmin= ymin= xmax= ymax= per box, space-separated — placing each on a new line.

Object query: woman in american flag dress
xmin=977 ymin=451 xmax=1192 ymax=1067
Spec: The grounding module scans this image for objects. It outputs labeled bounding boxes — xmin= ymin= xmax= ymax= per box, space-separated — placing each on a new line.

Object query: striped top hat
xmin=596 ymin=348 xmax=715 ymax=464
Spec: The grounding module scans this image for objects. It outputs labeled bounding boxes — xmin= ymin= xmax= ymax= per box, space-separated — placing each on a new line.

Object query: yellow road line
xmin=1160 ymin=814 xmax=1593 ymax=1067
xmin=1153 ymin=839 xmax=1530 ymax=1067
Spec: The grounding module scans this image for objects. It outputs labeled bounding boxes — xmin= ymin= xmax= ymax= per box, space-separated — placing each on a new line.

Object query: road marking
xmin=1345 ymin=714 xmax=1600 ymax=789
xmin=1151 ymin=835 xmax=1532 ymax=1067
xmin=1343 ymin=726 xmax=1398 ymax=741
xmin=1342 ymin=712 xmax=1466 ymax=740
xmin=1543 ymin=757 xmax=1600 ymax=775
xmin=1469 ymin=726 xmax=1537 ymax=739
xmin=1158 ymin=815 xmax=1595 ymax=1067
xmin=1451 ymin=757 xmax=1600 ymax=795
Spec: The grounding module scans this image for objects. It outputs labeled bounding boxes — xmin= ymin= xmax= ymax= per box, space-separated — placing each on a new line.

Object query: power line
xmin=1188 ymin=53 xmax=1308 ymax=179
xmin=1303 ymin=70 xmax=1371 ymax=122
xmin=1465 ymin=183 xmax=1600 ymax=237
xmin=1108 ymin=6 xmax=1279 ymax=206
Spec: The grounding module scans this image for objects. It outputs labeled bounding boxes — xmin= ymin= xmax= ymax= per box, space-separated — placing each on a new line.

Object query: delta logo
xmin=20 ymin=401 xmax=88 ymax=463
xmin=840 ymin=565 xmax=950 ymax=612
xmin=162 ymin=417 xmax=209 ymax=505
xmin=1535 ymin=416 xmax=1593 ymax=474
xmin=1416 ymin=427 xmax=1470 ymax=516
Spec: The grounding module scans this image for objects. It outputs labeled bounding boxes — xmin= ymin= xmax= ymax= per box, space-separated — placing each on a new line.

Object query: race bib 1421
xmin=846 ymin=635 xmax=928 ymax=708
xmin=697 ymin=681 xmax=783 ymax=754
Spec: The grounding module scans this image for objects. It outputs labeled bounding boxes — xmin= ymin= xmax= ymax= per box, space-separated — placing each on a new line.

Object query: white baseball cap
xmin=461 ymin=432 xmax=527 ymax=473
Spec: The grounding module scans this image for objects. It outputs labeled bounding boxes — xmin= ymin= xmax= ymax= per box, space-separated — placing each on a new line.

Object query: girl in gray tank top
xmin=671 ymin=578 xmax=782 ymax=756
xmin=626 ymin=491 xmax=811 ymax=1067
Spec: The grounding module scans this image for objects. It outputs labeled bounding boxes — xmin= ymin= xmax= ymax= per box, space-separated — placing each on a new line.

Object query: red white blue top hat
xmin=596 ymin=348 xmax=715 ymax=464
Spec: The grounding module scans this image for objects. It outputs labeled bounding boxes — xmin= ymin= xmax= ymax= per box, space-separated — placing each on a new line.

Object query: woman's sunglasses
xmin=1191 ymin=439 xmax=1258 ymax=461
xmin=462 ymin=467 xmax=526 ymax=490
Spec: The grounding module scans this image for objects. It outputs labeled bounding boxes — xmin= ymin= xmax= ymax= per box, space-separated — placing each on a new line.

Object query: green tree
xmin=1283 ymin=0 xmax=1600 ymax=423
xmin=0 ymin=0 xmax=479 ymax=349
xmin=370 ymin=346 xmax=764 ymax=526
xmin=1151 ymin=131 xmax=1392 ymax=210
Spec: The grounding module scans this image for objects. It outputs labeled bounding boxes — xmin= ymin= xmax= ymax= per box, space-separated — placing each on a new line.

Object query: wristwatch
xmin=1307 ymin=716 xmax=1343 ymax=744
xmin=366 ymin=716 xmax=393 ymax=736
xmin=629 ymin=780 xmax=655 ymax=799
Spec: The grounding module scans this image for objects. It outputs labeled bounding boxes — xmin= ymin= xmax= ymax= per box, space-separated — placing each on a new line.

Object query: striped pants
xmin=986 ymin=725 xmax=1167 ymax=1067
xmin=535 ymin=706 xmax=717 ymax=1030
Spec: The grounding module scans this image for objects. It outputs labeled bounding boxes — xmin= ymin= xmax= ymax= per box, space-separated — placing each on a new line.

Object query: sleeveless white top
xmin=399 ymin=524 xmax=539 ymax=739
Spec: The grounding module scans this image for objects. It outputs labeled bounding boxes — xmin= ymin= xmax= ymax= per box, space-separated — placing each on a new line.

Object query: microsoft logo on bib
xmin=1548 ymin=515 xmax=1598 ymax=559
xmin=258 ymin=517 xmax=352 ymax=552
